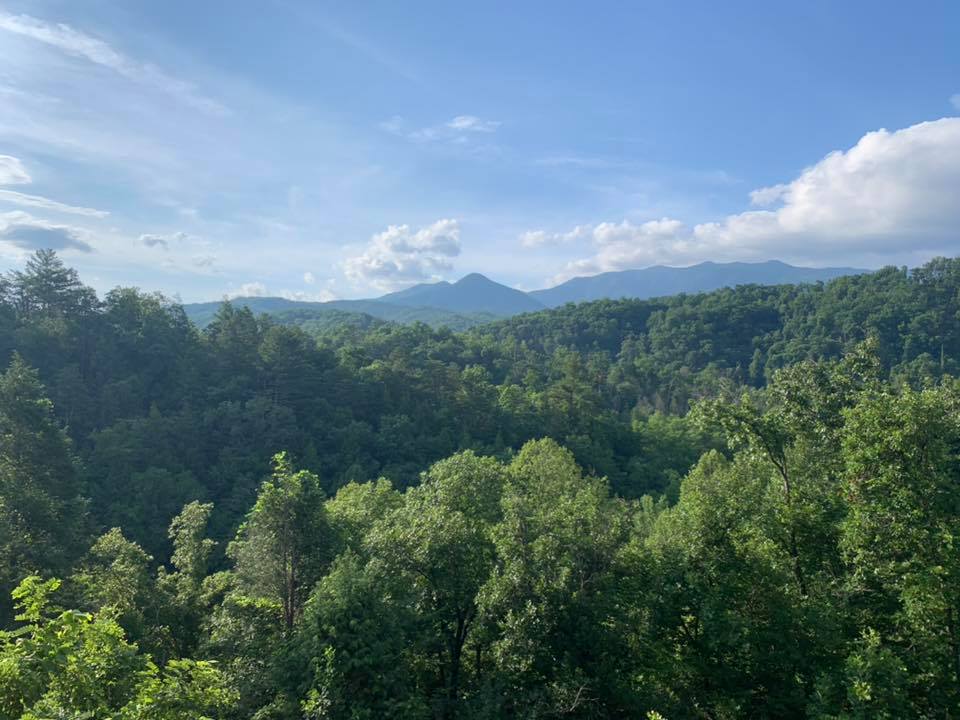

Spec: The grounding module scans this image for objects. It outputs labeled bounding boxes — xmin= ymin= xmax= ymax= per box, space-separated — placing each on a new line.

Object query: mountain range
xmin=183 ymin=260 xmax=866 ymax=329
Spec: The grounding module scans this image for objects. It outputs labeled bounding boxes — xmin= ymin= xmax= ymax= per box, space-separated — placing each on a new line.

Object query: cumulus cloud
xmin=694 ymin=118 xmax=960 ymax=254
xmin=0 ymin=211 xmax=92 ymax=253
xmin=520 ymin=226 xmax=592 ymax=248
xmin=0 ymin=12 xmax=227 ymax=115
xmin=345 ymin=219 xmax=461 ymax=290
xmin=281 ymin=288 xmax=337 ymax=302
xmin=227 ymin=281 xmax=267 ymax=299
xmin=542 ymin=117 xmax=960 ymax=280
xmin=749 ymin=183 xmax=789 ymax=207
xmin=548 ymin=219 xmax=691 ymax=280
xmin=0 ymin=155 xmax=31 ymax=185
xmin=303 ymin=271 xmax=316 ymax=284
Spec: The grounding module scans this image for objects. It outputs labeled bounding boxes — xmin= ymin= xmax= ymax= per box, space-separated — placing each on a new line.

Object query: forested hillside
xmin=2 ymin=250 xmax=960 ymax=718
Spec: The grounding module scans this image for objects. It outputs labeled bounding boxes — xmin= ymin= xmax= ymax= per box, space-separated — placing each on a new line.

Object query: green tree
xmin=0 ymin=576 xmax=234 ymax=720
xmin=364 ymin=451 xmax=505 ymax=718
xmin=481 ymin=439 xmax=632 ymax=717
xmin=228 ymin=453 xmax=332 ymax=630
xmin=830 ymin=386 xmax=960 ymax=716
xmin=0 ymin=354 xmax=86 ymax=623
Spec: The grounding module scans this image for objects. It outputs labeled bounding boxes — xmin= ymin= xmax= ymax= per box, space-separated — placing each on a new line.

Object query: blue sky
xmin=0 ymin=0 xmax=958 ymax=301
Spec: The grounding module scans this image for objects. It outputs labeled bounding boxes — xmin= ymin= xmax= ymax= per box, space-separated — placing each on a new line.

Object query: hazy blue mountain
xmin=182 ymin=296 xmax=497 ymax=330
xmin=184 ymin=261 xmax=869 ymax=330
xmin=529 ymin=260 xmax=867 ymax=307
xmin=378 ymin=273 xmax=546 ymax=316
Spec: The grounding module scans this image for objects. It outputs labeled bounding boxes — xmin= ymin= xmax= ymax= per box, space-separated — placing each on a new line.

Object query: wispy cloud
xmin=383 ymin=115 xmax=502 ymax=145
xmin=0 ymin=154 xmax=108 ymax=217
xmin=0 ymin=155 xmax=31 ymax=184
xmin=446 ymin=115 xmax=501 ymax=133
xmin=951 ymin=94 xmax=960 ymax=111
xmin=0 ymin=189 xmax=108 ymax=217
xmin=0 ymin=12 xmax=228 ymax=116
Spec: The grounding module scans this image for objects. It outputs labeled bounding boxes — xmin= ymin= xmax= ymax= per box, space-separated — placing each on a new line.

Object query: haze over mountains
xmin=184 ymin=260 xmax=866 ymax=328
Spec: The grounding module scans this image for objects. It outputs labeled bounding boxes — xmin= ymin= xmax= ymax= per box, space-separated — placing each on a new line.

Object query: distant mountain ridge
xmin=529 ymin=260 xmax=865 ymax=307
xmin=183 ymin=260 xmax=867 ymax=329
xmin=379 ymin=273 xmax=546 ymax=315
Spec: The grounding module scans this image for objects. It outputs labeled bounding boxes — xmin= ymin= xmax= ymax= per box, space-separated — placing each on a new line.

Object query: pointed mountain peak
xmin=456 ymin=272 xmax=494 ymax=285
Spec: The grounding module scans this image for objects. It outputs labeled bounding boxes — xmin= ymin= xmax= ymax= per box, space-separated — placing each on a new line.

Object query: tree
xmin=325 ymin=478 xmax=403 ymax=555
xmin=480 ymin=439 xmax=632 ymax=718
xmin=0 ymin=354 xmax=86 ymax=624
xmin=364 ymin=451 xmax=505 ymax=718
xmin=71 ymin=527 xmax=157 ymax=647
xmin=830 ymin=385 xmax=960 ymax=716
xmin=7 ymin=249 xmax=98 ymax=319
xmin=156 ymin=501 xmax=218 ymax=657
xmin=228 ymin=453 xmax=332 ymax=630
xmin=298 ymin=553 xmax=429 ymax=720
xmin=0 ymin=576 xmax=235 ymax=719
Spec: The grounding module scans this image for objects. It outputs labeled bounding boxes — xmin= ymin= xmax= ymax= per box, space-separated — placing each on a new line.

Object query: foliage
xmin=1 ymin=251 xmax=960 ymax=717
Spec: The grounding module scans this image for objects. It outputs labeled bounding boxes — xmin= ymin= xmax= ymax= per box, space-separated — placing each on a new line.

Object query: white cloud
xmin=446 ymin=115 xmax=501 ymax=133
xmin=227 ymin=281 xmax=268 ymax=299
xmin=385 ymin=115 xmax=501 ymax=144
xmin=546 ymin=219 xmax=690 ymax=280
xmin=0 ymin=210 xmax=93 ymax=253
xmin=226 ymin=279 xmax=337 ymax=303
xmin=694 ymin=118 xmax=960 ymax=254
xmin=520 ymin=226 xmax=592 ymax=248
xmin=345 ymin=219 xmax=461 ymax=290
xmin=0 ymin=12 xmax=227 ymax=116
xmin=749 ymin=183 xmax=789 ymax=207
xmin=951 ymin=94 xmax=960 ymax=111
xmin=0 ymin=154 xmax=108 ymax=217
xmin=0 ymin=155 xmax=31 ymax=185
xmin=303 ymin=271 xmax=316 ymax=284
xmin=519 ymin=230 xmax=549 ymax=248
xmin=0 ymin=188 xmax=107 ymax=217
xmin=545 ymin=117 xmax=960 ymax=280
xmin=280 ymin=288 xmax=337 ymax=302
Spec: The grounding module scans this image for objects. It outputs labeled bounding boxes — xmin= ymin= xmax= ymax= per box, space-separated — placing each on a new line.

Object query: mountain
xmin=529 ymin=260 xmax=866 ymax=307
xmin=184 ymin=261 xmax=869 ymax=331
xmin=378 ymin=273 xmax=545 ymax=316
xmin=182 ymin=296 xmax=497 ymax=331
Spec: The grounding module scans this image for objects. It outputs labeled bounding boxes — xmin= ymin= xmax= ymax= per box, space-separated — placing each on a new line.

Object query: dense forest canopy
xmin=1 ymin=249 xmax=960 ymax=718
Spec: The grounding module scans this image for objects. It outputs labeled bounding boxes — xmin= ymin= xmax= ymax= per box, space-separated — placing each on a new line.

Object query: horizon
xmin=0 ymin=1 xmax=958 ymax=302
xmin=217 ymin=258 xmax=875 ymax=304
